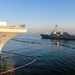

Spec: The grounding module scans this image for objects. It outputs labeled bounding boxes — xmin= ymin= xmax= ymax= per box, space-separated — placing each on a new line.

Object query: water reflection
xmin=51 ymin=40 xmax=59 ymax=55
xmin=53 ymin=44 xmax=59 ymax=55
xmin=0 ymin=54 xmax=15 ymax=75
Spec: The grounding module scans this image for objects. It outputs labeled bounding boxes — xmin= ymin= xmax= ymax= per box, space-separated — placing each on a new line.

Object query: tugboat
xmin=40 ymin=25 xmax=75 ymax=40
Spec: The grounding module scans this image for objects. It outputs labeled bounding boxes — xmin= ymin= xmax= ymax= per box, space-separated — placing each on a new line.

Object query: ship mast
xmin=54 ymin=25 xmax=58 ymax=32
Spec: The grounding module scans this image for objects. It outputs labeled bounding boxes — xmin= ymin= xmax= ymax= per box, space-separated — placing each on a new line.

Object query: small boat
xmin=40 ymin=25 xmax=75 ymax=40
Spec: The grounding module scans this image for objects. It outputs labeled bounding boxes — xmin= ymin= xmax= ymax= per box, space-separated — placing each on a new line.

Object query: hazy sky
xmin=0 ymin=0 xmax=75 ymax=33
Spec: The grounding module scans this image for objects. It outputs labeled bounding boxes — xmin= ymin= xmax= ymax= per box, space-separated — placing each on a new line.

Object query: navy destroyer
xmin=40 ymin=25 xmax=75 ymax=40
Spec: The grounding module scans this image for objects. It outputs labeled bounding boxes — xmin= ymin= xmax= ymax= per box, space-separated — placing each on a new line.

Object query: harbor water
xmin=1 ymin=34 xmax=75 ymax=75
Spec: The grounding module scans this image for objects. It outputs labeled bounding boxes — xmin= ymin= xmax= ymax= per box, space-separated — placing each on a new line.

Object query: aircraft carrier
xmin=0 ymin=21 xmax=27 ymax=53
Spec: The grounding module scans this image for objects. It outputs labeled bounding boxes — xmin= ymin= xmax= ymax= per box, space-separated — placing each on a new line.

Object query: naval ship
xmin=40 ymin=25 xmax=75 ymax=40
xmin=0 ymin=21 xmax=27 ymax=53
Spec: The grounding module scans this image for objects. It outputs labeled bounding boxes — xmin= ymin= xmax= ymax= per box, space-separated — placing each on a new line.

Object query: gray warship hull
xmin=40 ymin=34 xmax=75 ymax=40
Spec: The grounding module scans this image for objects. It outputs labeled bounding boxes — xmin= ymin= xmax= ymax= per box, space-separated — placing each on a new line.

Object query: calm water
xmin=1 ymin=34 xmax=75 ymax=75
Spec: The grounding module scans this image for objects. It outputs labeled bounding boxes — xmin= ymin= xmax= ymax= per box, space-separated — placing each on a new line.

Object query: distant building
xmin=0 ymin=21 xmax=7 ymax=26
xmin=20 ymin=24 xmax=26 ymax=27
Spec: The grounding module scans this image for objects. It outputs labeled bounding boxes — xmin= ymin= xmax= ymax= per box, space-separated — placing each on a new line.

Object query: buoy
xmin=54 ymin=42 xmax=59 ymax=45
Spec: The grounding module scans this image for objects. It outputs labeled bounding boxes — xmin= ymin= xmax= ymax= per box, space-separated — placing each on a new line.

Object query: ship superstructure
xmin=40 ymin=25 xmax=75 ymax=40
xmin=0 ymin=21 xmax=27 ymax=53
